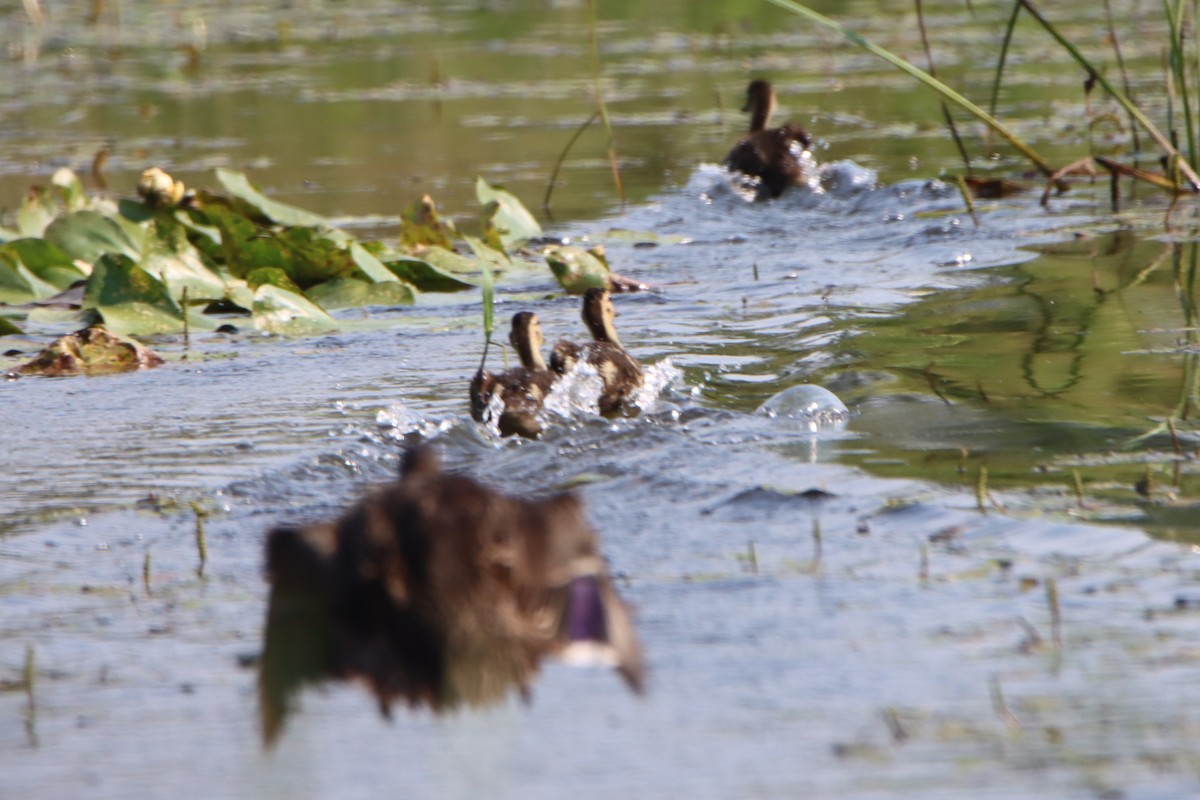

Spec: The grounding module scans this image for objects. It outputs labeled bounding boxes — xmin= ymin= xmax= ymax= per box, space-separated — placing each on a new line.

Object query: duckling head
xmin=742 ymin=79 xmax=778 ymax=133
xmin=581 ymin=288 xmax=622 ymax=347
xmin=509 ymin=311 xmax=549 ymax=371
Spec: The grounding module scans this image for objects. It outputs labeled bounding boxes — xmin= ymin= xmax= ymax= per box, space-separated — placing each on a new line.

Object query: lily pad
xmin=252 ymin=284 xmax=338 ymax=336
xmin=2 ymin=238 xmax=88 ymax=290
xmin=247 ymin=267 xmax=304 ymax=294
xmin=0 ymin=254 xmax=62 ymax=304
xmin=17 ymin=325 xmax=163 ymax=376
xmin=44 ymin=210 xmax=142 ymax=264
xmin=422 ymin=245 xmax=486 ymax=276
xmin=348 ymin=241 xmax=402 ymax=285
xmin=385 ymin=257 xmax=476 ymax=292
xmin=545 ymin=245 xmax=610 ymax=294
xmin=140 ymin=218 xmax=228 ymax=302
xmin=0 ymin=315 xmax=23 ymax=335
xmin=476 ymin=177 xmax=542 ymax=252
xmin=305 ymin=277 xmax=415 ymax=310
xmin=400 ymin=195 xmax=456 ymax=250
xmin=215 ymin=168 xmax=333 ymax=229
xmin=83 ymin=254 xmax=187 ymax=336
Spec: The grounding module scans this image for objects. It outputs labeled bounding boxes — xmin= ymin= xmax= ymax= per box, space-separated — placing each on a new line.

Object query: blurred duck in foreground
xmin=723 ymin=79 xmax=812 ymax=200
xmin=259 ymin=445 xmax=644 ymax=746
xmin=550 ymin=288 xmax=644 ymax=417
xmin=470 ymin=311 xmax=557 ymax=439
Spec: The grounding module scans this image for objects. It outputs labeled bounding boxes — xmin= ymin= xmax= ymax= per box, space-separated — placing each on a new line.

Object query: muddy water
xmin=5 ymin=1 xmax=1200 ymax=799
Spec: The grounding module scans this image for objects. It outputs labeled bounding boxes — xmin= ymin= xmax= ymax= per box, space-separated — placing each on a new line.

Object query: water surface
xmin=4 ymin=2 xmax=1200 ymax=798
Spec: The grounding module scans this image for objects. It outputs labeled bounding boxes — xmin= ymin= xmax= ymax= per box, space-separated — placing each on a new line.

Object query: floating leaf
xmin=51 ymin=168 xmax=87 ymax=211
xmin=140 ymin=218 xmax=228 ymax=302
xmin=400 ymin=195 xmax=455 ymax=250
xmin=44 ymin=210 xmax=142 ymax=264
xmin=464 ymin=234 xmax=511 ymax=270
xmin=2 ymin=239 xmax=88 ymax=290
xmin=247 ymin=267 xmax=304 ymax=294
xmin=348 ymin=241 xmax=401 ymax=284
xmin=17 ymin=186 xmax=63 ymax=239
xmin=17 ymin=325 xmax=163 ymax=376
xmin=305 ymin=277 xmax=415 ymax=310
xmin=0 ymin=256 xmax=58 ymax=304
xmin=83 ymin=253 xmax=187 ymax=336
xmin=385 ymin=257 xmax=476 ymax=292
xmin=476 ymin=177 xmax=542 ymax=252
xmin=0 ymin=315 xmax=22 ymax=335
xmin=545 ymin=245 xmax=610 ymax=294
xmin=422 ymin=245 xmax=485 ymax=276
xmin=215 ymin=168 xmax=332 ymax=228
xmin=252 ymin=284 xmax=338 ymax=336
xmin=220 ymin=278 xmax=256 ymax=313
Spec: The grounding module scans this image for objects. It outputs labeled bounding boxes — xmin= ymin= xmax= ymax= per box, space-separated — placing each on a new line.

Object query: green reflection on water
xmin=829 ymin=233 xmax=1200 ymax=539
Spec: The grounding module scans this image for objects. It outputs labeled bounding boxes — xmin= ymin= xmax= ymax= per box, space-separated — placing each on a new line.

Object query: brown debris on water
xmin=17 ymin=325 xmax=163 ymax=376
xmin=258 ymin=445 xmax=644 ymax=747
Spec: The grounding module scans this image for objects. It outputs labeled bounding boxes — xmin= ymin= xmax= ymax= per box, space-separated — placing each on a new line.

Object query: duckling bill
xmin=258 ymin=445 xmax=644 ymax=746
xmin=723 ymin=79 xmax=812 ymax=200
xmin=550 ymin=288 xmax=644 ymax=417
xmin=470 ymin=311 xmax=557 ymax=438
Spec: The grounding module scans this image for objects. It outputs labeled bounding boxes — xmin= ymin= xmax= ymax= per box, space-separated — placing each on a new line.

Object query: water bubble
xmin=757 ymin=384 xmax=850 ymax=432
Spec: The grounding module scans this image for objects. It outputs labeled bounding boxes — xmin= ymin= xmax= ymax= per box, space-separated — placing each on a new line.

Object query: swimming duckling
xmin=550 ymin=288 xmax=643 ymax=416
xmin=470 ymin=311 xmax=557 ymax=438
xmin=258 ymin=445 xmax=644 ymax=745
xmin=723 ymin=79 xmax=812 ymax=200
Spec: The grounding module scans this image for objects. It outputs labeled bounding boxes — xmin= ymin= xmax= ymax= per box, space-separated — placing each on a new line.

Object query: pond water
xmin=4 ymin=1 xmax=1200 ymax=798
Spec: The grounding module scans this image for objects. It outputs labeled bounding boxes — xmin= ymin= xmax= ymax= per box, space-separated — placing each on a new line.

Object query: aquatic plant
xmin=0 ymin=168 xmax=547 ymax=344
xmin=765 ymin=0 xmax=1200 ymax=199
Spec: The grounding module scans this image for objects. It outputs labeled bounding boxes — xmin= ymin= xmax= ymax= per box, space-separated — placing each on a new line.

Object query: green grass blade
xmin=480 ymin=256 xmax=494 ymax=344
xmin=988 ymin=1 xmax=1022 ymax=120
xmin=763 ymin=0 xmax=1056 ymax=177
xmin=1166 ymin=0 xmax=1197 ymax=171
xmin=1018 ymin=0 xmax=1199 ymax=189
xmin=586 ymin=0 xmax=625 ymax=206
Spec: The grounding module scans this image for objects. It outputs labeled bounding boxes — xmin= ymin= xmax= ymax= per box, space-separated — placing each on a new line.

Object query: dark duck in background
xmin=723 ymin=79 xmax=812 ymax=200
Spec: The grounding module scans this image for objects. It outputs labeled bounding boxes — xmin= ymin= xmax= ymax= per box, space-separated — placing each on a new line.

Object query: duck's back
xmin=724 ymin=123 xmax=811 ymax=199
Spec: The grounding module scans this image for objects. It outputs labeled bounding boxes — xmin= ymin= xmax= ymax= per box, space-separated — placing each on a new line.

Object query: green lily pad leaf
xmin=421 ymin=245 xmax=485 ymax=276
xmin=305 ymin=276 xmax=415 ymax=310
xmin=400 ymin=195 xmax=456 ymax=250
xmin=476 ymin=177 xmax=542 ymax=252
xmin=545 ymin=245 xmax=610 ymax=294
xmin=221 ymin=278 xmax=256 ymax=313
xmin=141 ymin=218 xmax=228 ymax=302
xmin=348 ymin=241 xmax=400 ymax=284
xmin=247 ymin=267 xmax=304 ymax=294
xmin=17 ymin=185 xmax=61 ymax=238
xmin=118 ymin=198 xmax=157 ymax=224
xmin=385 ymin=257 xmax=476 ymax=292
xmin=464 ymin=234 xmax=511 ymax=270
xmin=44 ymin=210 xmax=142 ymax=264
xmin=0 ymin=315 xmax=23 ymax=335
xmin=2 ymin=238 xmax=88 ymax=290
xmin=215 ymin=168 xmax=333 ymax=228
xmin=17 ymin=325 xmax=164 ymax=376
xmin=0 ymin=255 xmax=58 ymax=304
xmin=83 ymin=254 xmax=187 ymax=336
xmin=51 ymin=168 xmax=87 ymax=210
xmin=252 ymin=283 xmax=338 ymax=336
